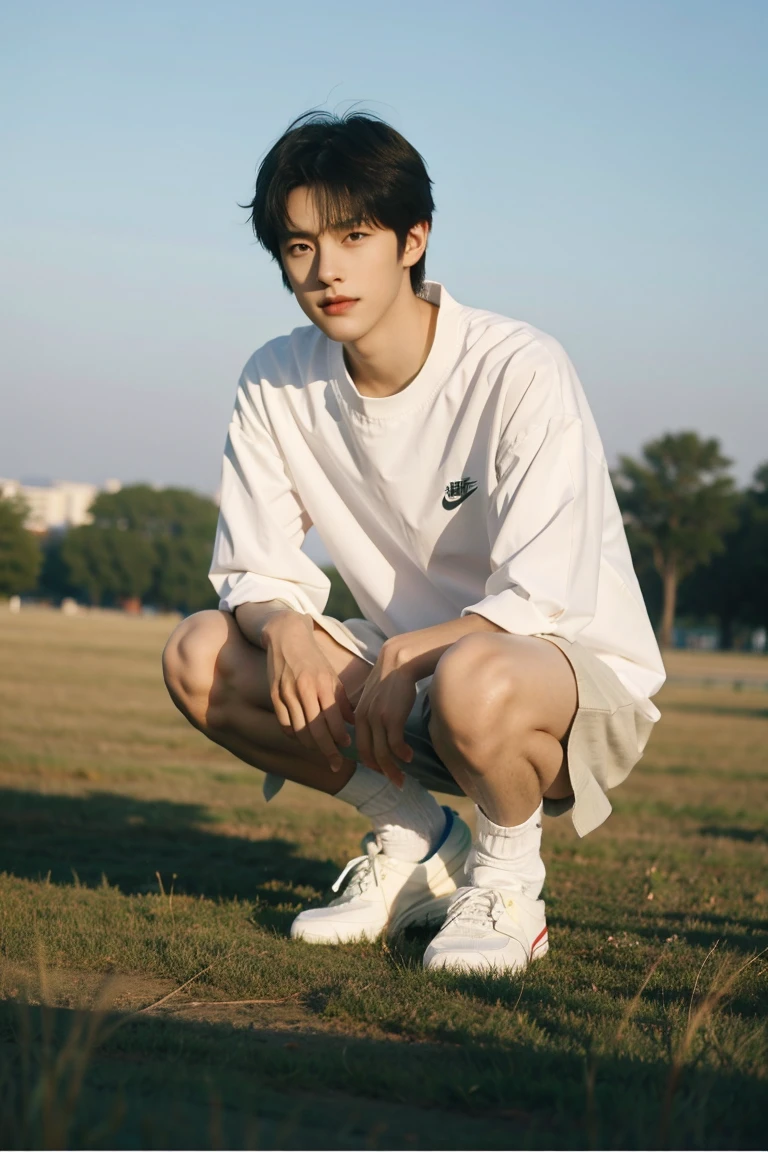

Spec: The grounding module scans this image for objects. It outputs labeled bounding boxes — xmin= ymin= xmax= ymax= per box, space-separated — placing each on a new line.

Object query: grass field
xmin=0 ymin=606 xmax=766 ymax=1150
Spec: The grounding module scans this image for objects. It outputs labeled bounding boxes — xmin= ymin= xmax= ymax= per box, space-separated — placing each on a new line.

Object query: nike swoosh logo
xmin=442 ymin=484 xmax=478 ymax=510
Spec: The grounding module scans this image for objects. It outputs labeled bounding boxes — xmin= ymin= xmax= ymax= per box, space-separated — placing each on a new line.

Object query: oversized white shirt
xmin=210 ymin=282 xmax=665 ymax=721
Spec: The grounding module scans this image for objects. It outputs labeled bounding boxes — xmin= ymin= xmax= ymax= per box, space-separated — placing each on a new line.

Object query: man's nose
xmin=316 ymin=244 xmax=342 ymax=285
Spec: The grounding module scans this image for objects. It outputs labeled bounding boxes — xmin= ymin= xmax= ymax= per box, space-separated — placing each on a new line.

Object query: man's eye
xmin=288 ymin=243 xmax=310 ymax=255
xmin=347 ymin=232 xmax=367 ymax=242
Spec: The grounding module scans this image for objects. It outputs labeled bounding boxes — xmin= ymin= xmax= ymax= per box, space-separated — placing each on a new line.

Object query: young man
xmin=162 ymin=111 xmax=665 ymax=974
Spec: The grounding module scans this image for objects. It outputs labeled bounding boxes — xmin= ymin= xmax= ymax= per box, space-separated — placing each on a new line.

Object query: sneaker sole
xmin=530 ymin=926 xmax=549 ymax=960
xmin=291 ymin=892 xmax=456 ymax=946
xmin=425 ymin=927 xmax=550 ymax=974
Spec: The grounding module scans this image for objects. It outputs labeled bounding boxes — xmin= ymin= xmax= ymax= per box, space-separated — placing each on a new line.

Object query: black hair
xmin=246 ymin=110 xmax=435 ymax=294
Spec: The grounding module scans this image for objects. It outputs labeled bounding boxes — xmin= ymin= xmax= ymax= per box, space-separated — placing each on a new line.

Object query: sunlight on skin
xmin=279 ymin=185 xmax=437 ymax=400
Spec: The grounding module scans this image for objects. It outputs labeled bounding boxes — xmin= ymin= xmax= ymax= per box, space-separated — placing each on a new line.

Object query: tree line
xmin=1 ymin=486 xmax=220 ymax=616
xmin=616 ymin=433 xmax=767 ymax=647
xmin=1 ymin=431 xmax=766 ymax=648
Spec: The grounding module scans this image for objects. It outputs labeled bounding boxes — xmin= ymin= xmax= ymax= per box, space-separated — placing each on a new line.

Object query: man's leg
xmin=162 ymin=608 xmax=369 ymax=793
xmin=427 ymin=632 xmax=578 ymax=822
xmin=163 ymin=610 xmax=443 ymax=848
xmin=162 ymin=611 xmax=466 ymax=943
xmin=422 ymin=631 xmax=578 ymax=973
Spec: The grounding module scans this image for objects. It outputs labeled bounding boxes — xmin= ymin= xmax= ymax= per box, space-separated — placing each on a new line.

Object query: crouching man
xmin=163 ymin=111 xmax=665 ymax=974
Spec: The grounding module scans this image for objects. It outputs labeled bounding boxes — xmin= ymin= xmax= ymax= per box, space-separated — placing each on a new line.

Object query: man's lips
xmin=320 ymin=297 xmax=358 ymax=315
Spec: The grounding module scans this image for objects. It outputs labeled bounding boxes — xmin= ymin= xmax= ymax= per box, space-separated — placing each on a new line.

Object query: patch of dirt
xmin=0 ymin=965 xmax=402 ymax=1042
xmin=0 ymin=964 xmax=175 ymax=1012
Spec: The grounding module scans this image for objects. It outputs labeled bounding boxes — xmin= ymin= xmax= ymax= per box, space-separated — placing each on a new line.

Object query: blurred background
xmin=1 ymin=0 xmax=766 ymax=649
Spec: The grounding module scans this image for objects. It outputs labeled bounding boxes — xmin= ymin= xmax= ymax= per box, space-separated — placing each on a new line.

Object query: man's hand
xmin=353 ymin=641 xmax=418 ymax=788
xmin=261 ymin=612 xmax=355 ymax=772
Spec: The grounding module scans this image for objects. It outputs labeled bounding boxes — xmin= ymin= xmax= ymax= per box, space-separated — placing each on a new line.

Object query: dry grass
xmin=0 ymin=605 xmax=766 ymax=1149
xmin=663 ymin=647 xmax=768 ymax=682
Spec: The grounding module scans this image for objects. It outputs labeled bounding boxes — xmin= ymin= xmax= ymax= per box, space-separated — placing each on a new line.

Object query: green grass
xmin=0 ymin=607 xmax=766 ymax=1149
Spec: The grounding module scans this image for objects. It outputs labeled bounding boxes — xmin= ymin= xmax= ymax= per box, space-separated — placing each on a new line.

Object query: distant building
xmin=0 ymin=478 xmax=122 ymax=534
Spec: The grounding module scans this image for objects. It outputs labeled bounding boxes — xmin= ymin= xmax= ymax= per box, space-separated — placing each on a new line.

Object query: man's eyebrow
xmin=281 ymin=217 xmax=366 ymax=242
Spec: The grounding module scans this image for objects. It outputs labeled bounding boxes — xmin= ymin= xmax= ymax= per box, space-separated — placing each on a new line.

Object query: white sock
xmin=465 ymin=802 xmax=545 ymax=899
xmin=335 ymin=764 xmax=446 ymax=862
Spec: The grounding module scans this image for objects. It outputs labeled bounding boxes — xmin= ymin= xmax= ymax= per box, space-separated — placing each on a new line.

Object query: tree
xmin=88 ymin=485 xmax=217 ymax=541
xmin=36 ymin=532 xmax=79 ymax=603
xmin=613 ymin=432 xmax=738 ymax=648
xmin=152 ymin=536 xmax=219 ymax=615
xmin=62 ymin=526 xmax=156 ymax=606
xmin=58 ymin=485 xmax=219 ymax=611
xmin=742 ymin=462 xmax=768 ymax=632
xmin=678 ymin=461 xmax=768 ymax=645
xmin=0 ymin=494 xmax=42 ymax=597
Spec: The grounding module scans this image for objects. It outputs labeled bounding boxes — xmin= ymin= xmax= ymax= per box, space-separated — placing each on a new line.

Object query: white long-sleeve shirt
xmin=210 ymin=281 xmax=666 ymax=720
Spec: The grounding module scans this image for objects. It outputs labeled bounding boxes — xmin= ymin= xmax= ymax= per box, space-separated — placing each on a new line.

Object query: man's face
xmin=279 ymin=186 xmax=422 ymax=342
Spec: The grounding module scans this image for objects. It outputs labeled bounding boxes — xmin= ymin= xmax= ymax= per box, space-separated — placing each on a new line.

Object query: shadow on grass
xmin=699 ymin=825 xmax=768 ymax=844
xmin=0 ymin=787 xmax=338 ymax=927
xmin=1 ymin=998 xmax=765 ymax=1151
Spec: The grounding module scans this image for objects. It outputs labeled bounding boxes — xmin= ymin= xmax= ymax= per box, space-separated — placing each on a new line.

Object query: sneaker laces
xmin=329 ymin=835 xmax=388 ymax=907
xmin=441 ymin=886 xmax=509 ymax=934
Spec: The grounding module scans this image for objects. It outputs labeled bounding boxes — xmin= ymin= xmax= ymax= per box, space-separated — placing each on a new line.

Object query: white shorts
xmin=266 ymin=617 xmax=659 ymax=838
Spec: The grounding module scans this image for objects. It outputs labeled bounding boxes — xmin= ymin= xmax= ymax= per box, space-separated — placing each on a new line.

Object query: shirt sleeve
xmin=461 ymin=349 xmax=606 ymax=641
xmin=209 ymin=370 xmax=332 ymax=616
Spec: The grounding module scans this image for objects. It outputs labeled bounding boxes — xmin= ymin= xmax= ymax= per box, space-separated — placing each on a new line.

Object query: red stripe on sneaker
xmin=530 ymin=927 xmax=548 ymax=957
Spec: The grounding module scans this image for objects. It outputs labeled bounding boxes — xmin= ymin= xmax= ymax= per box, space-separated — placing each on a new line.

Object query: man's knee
xmin=429 ymin=634 xmax=522 ymax=763
xmin=162 ymin=609 xmax=231 ymax=728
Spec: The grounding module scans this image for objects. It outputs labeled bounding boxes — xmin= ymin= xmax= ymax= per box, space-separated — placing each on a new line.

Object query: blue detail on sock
xmin=418 ymin=806 xmax=454 ymax=863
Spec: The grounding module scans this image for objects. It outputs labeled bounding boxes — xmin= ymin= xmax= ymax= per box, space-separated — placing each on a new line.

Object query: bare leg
xmin=427 ymin=633 xmax=578 ymax=826
xmin=162 ymin=610 xmax=372 ymax=795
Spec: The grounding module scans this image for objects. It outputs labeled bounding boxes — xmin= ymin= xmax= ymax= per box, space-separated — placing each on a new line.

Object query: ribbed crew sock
xmin=465 ymin=802 xmax=546 ymax=899
xmin=335 ymin=763 xmax=446 ymax=863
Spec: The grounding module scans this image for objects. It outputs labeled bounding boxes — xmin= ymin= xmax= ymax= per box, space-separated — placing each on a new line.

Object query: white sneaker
xmin=290 ymin=808 xmax=471 ymax=945
xmin=423 ymin=886 xmax=549 ymax=974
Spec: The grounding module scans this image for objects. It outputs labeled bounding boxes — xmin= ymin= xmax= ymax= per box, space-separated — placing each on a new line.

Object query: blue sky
xmin=2 ymin=0 xmax=766 ymax=502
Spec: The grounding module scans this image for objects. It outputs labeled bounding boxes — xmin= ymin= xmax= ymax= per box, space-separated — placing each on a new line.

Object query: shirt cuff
xmin=461 ymin=589 xmax=560 ymax=637
xmin=215 ymin=573 xmax=376 ymax=667
xmin=214 ymin=572 xmax=308 ymax=616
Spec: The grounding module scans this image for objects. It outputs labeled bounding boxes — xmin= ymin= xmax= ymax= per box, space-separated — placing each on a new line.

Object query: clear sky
xmin=2 ymin=0 xmax=766 ymax=501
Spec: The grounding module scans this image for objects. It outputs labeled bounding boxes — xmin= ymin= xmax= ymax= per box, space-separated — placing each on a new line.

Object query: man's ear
xmin=402 ymin=221 xmax=430 ymax=268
